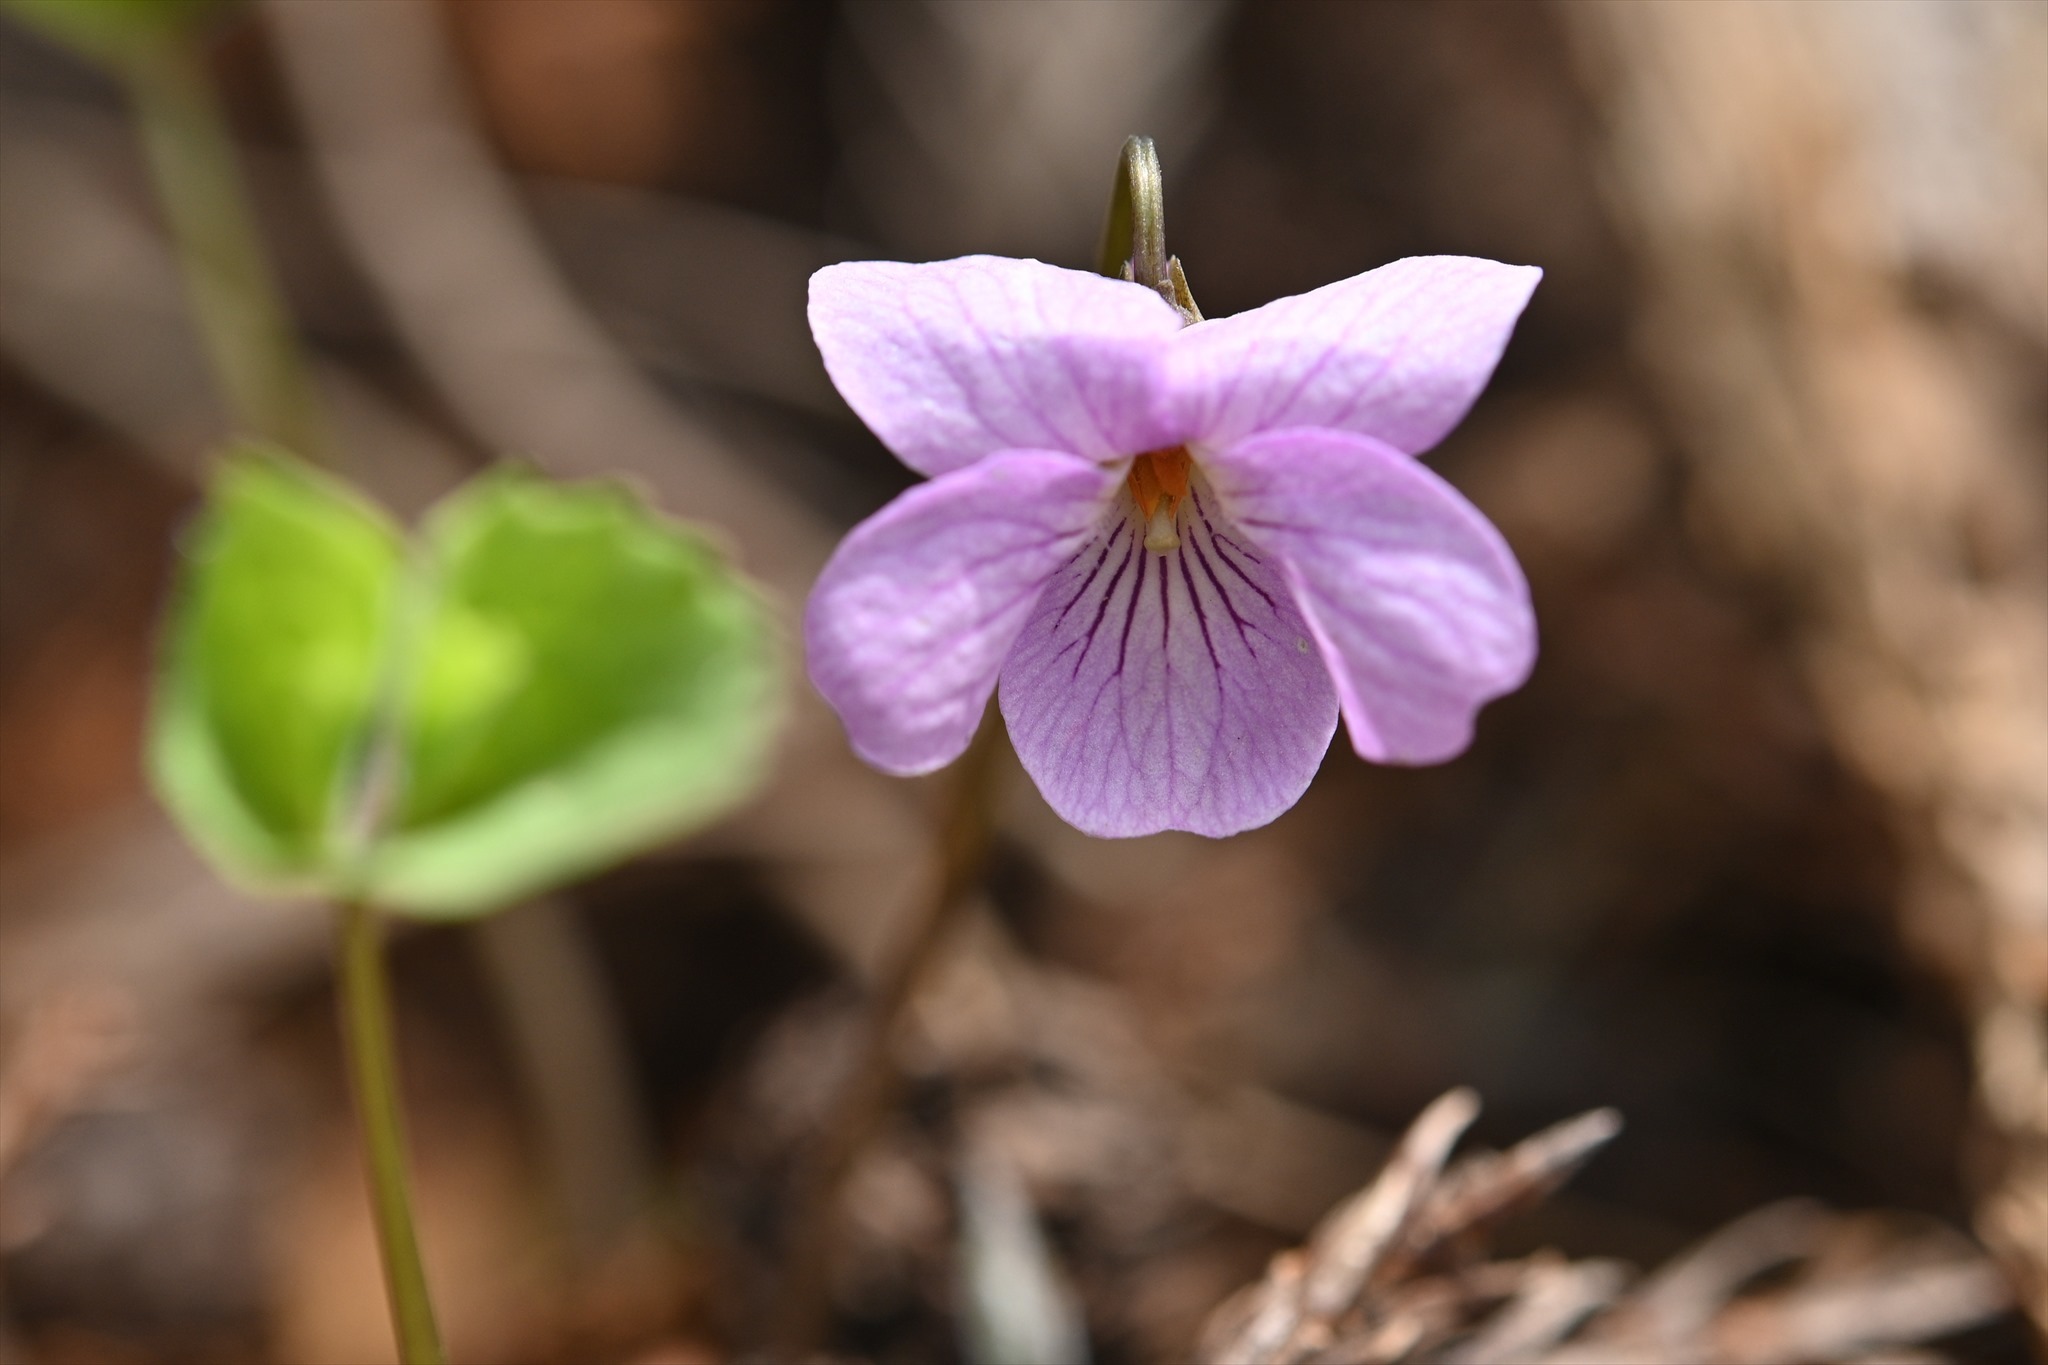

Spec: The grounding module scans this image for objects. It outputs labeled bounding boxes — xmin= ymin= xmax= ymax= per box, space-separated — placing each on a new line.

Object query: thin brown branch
xmin=1198 ymin=1087 xmax=1480 ymax=1365
xmin=773 ymin=714 xmax=1005 ymax=1355
xmin=1393 ymin=1107 xmax=1625 ymax=1277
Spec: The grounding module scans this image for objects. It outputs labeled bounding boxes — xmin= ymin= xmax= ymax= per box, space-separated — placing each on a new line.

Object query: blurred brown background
xmin=0 ymin=2 xmax=2042 ymax=1362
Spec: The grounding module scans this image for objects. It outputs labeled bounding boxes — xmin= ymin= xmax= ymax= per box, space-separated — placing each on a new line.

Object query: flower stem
xmin=776 ymin=713 xmax=1005 ymax=1354
xmin=334 ymin=900 xmax=445 ymax=1365
xmin=119 ymin=36 xmax=328 ymax=462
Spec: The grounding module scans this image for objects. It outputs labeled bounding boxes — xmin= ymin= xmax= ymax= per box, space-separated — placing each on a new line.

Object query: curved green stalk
xmin=335 ymin=899 xmax=445 ymax=1365
xmin=120 ymin=38 xmax=327 ymax=462
xmin=1098 ymin=134 xmax=1167 ymax=291
xmin=1097 ymin=134 xmax=1200 ymax=322
xmin=118 ymin=29 xmax=433 ymax=1359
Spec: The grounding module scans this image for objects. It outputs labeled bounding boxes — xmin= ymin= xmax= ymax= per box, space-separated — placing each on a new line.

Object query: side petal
xmin=809 ymin=256 xmax=1184 ymax=477
xmin=806 ymin=451 xmax=1119 ymax=774
xmin=1163 ymin=256 xmax=1540 ymax=455
xmin=1000 ymin=481 xmax=1338 ymax=838
xmin=1207 ymin=427 xmax=1535 ymax=764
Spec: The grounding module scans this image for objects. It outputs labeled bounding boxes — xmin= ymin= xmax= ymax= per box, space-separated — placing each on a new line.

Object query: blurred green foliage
xmin=0 ymin=0 xmax=229 ymax=60
xmin=151 ymin=449 xmax=784 ymax=917
xmin=151 ymin=454 xmax=398 ymax=885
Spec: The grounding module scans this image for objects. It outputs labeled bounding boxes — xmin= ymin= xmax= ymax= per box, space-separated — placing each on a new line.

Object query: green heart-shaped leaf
xmin=359 ymin=470 xmax=782 ymax=917
xmin=149 ymin=451 xmax=401 ymax=892
xmin=150 ymin=451 xmax=783 ymax=916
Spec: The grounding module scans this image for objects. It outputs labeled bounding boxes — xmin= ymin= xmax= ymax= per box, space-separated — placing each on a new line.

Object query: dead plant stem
xmin=776 ymin=714 xmax=1004 ymax=1354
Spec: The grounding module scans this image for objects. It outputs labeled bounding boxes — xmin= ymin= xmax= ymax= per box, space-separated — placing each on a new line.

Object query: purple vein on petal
xmin=1066 ymin=528 xmax=1137 ymax=680
xmin=1194 ymin=487 xmax=1267 ymax=565
xmin=1117 ymin=542 xmax=1149 ymax=681
xmin=1214 ymin=532 xmax=1263 ymax=564
xmin=940 ymin=271 xmax=1041 ymax=452
xmin=1157 ymin=544 xmax=1171 ymax=652
xmin=1200 ymin=518 xmax=1279 ymax=614
xmin=1177 ymin=550 xmax=1223 ymax=677
xmin=1188 ymin=532 xmax=1258 ymax=653
xmin=1304 ymin=271 xmax=1422 ymax=432
xmin=902 ymin=281 xmax=1028 ymax=453
xmin=998 ymin=478 xmax=1339 ymax=839
xmin=1053 ymin=531 xmax=1119 ymax=630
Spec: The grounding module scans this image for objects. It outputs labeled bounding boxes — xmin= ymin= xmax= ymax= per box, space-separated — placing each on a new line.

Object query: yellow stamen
xmin=1127 ymin=446 xmax=1192 ymax=553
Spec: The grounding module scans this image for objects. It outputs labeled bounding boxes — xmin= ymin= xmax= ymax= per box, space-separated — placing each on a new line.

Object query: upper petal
xmin=805 ymin=450 xmax=1119 ymax=775
xmin=1207 ymin=427 xmax=1535 ymax=764
xmin=1162 ymin=256 xmax=1540 ymax=455
xmin=1000 ymin=479 xmax=1338 ymax=838
xmin=809 ymin=256 xmax=1185 ymax=477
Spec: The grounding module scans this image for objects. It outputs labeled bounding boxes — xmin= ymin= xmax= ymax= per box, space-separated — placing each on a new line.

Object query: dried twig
xmin=1619 ymin=1199 xmax=1832 ymax=1346
xmin=1441 ymin=1255 xmax=1630 ymax=1365
xmin=1299 ymin=1089 xmax=1482 ymax=1323
xmin=1395 ymin=1107 xmax=1625 ymax=1276
xmin=1198 ymin=1092 xmax=2016 ymax=1365
xmin=1711 ymin=1254 xmax=2013 ymax=1365
xmin=1197 ymin=1088 xmax=1480 ymax=1364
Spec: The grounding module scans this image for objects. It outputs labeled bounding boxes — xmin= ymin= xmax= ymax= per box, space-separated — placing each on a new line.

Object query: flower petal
xmin=1207 ymin=427 xmax=1534 ymax=764
xmin=809 ymin=256 xmax=1185 ymax=477
xmin=1000 ymin=480 xmax=1338 ymax=837
xmin=1163 ymin=256 xmax=1540 ymax=455
xmin=806 ymin=450 xmax=1119 ymax=774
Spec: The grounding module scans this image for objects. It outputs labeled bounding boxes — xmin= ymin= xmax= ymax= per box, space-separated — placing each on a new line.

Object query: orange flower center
xmin=1126 ymin=445 xmax=1192 ymax=552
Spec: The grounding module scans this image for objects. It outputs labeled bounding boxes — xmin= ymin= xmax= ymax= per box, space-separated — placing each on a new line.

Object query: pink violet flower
xmin=804 ymin=254 xmax=1540 ymax=838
